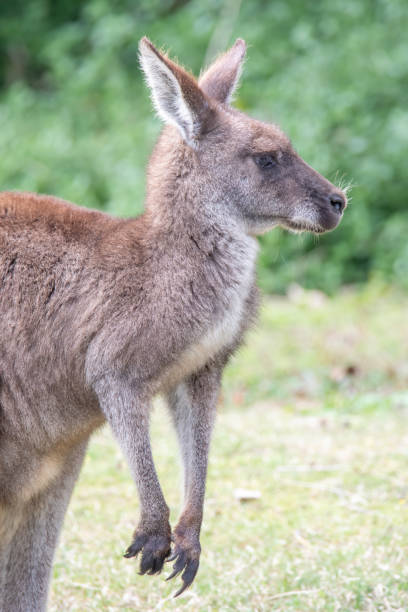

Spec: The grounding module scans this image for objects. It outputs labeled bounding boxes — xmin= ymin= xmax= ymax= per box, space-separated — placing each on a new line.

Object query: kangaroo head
xmin=139 ymin=37 xmax=346 ymax=235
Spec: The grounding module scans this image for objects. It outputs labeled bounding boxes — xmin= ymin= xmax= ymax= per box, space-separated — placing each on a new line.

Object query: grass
xmin=50 ymin=282 xmax=408 ymax=611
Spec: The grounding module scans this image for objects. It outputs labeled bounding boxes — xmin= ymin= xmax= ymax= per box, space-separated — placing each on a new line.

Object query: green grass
xmin=50 ymin=283 xmax=408 ymax=611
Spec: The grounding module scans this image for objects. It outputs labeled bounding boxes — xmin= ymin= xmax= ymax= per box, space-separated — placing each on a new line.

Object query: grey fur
xmin=0 ymin=37 xmax=345 ymax=609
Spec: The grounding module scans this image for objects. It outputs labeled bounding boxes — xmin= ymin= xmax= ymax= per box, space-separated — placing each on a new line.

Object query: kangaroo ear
xmin=199 ymin=39 xmax=246 ymax=104
xmin=139 ymin=37 xmax=211 ymax=147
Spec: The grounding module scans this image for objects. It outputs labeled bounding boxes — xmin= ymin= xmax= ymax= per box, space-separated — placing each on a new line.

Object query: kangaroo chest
xmin=160 ymin=236 xmax=258 ymax=387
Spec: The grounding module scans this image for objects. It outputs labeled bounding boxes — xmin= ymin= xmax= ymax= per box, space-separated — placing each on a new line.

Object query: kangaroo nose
xmin=329 ymin=193 xmax=345 ymax=214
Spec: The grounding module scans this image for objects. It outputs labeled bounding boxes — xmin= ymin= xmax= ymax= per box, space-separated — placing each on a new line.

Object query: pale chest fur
xmin=161 ymin=235 xmax=258 ymax=387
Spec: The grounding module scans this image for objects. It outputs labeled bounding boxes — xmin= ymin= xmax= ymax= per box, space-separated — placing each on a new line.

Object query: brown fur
xmin=0 ymin=38 xmax=346 ymax=609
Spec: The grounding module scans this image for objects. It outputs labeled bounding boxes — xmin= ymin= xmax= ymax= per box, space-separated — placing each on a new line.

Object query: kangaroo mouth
xmin=281 ymin=219 xmax=327 ymax=234
xmin=246 ymin=213 xmax=337 ymax=236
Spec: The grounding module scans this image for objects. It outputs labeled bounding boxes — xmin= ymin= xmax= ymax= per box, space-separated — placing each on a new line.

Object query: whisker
xmin=333 ymin=172 xmax=355 ymax=201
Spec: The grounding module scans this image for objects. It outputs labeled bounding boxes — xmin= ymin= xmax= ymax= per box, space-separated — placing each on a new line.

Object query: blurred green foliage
xmin=0 ymin=0 xmax=407 ymax=293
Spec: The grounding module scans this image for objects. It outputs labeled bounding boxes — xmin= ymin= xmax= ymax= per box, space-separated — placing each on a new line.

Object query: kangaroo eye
xmin=254 ymin=154 xmax=277 ymax=169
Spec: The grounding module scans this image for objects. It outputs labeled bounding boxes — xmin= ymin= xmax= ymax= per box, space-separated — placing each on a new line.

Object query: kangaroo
xmin=0 ymin=37 xmax=346 ymax=609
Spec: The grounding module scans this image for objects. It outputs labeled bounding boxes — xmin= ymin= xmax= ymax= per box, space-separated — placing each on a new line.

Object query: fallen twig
xmin=268 ymin=588 xmax=320 ymax=600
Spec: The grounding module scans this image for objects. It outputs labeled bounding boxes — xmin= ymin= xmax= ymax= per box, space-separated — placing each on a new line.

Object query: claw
xmin=173 ymin=582 xmax=189 ymax=598
xmin=124 ymin=534 xmax=147 ymax=559
xmin=166 ymin=551 xmax=186 ymax=581
xmin=124 ymin=532 xmax=171 ymax=578
xmin=182 ymin=558 xmax=200 ymax=586
xmin=124 ymin=549 xmax=135 ymax=559
xmin=173 ymin=560 xmax=199 ymax=597
xmin=166 ymin=549 xmax=200 ymax=596
xmin=166 ymin=567 xmax=182 ymax=581
xmin=147 ymin=557 xmax=159 ymax=575
xmin=124 ymin=545 xmax=138 ymax=559
xmin=139 ymin=550 xmax=154 ymax=575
